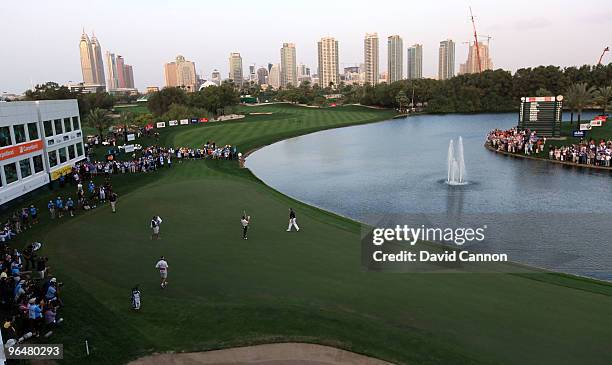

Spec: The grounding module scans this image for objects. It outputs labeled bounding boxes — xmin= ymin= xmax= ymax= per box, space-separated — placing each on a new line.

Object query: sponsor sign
xmin=0 ymin=140 xmax=44 ymax=161
xmin=180 ymin=119 xmax=189 ymax=125
xmin=145 ymin=124 xmax=154 ymax=131
xmin=590 ymin=119 xmax=602 ymax=127
xmin=579 ymin=123 xmax=592 ymax=131
xmin=190 ymin=118 xmax=198 ymax=124
xmin=156 ymin=122 xmax=166 ymax=128
xmin=199 ymin=118 xmax=209 ymax=123
xmin=127 ymin=133 xmax=135 ymax=142
xmin=524 ymin=96 xmax=556 ymax=102
xmin=593 ymin=115 xmax=607 ymax=123
xmin=50 ymin=164 xmax=74 ymax=181
xmin=168 ymin=120 xmax=178 ymax=127
xmin=572 ymin=130 xmax=586 ymax=138
xmin=124 ymin=144 xmax=135 ymax=153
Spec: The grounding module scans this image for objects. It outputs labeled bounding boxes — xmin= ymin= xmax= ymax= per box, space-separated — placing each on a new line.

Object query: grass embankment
xmin=7 ymin=104 xmax=612 ymax=365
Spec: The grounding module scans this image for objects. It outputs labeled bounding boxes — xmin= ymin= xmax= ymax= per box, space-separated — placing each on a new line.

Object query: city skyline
xmin=1 ymin=0 xmax=611 ymax=93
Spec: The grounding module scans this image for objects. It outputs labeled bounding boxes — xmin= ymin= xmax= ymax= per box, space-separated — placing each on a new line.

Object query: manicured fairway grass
xmin=9 ymin=105 xmax=612 ymax=364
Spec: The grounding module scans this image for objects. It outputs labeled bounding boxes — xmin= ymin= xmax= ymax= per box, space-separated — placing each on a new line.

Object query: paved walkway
xmin=128 ymin=343 xmax=395 ymax=365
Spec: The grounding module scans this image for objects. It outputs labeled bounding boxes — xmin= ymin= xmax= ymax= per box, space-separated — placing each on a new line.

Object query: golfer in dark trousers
xmin=241 ymin=215 xmax=250 ymax=240
xmin=287 ymin=208 xmax=299 ymax=231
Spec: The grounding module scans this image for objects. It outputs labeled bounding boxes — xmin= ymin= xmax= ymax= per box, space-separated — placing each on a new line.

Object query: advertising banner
xmin=590 ymin=119 xmax=602 ymax=127
xmin=156 ymin=122 xmax=166 ymax=128
xmin=50 ymin=164 xmax=74 ymax=181
xmin=168 ymin=120 xmax=178 ymax=127
xmin=127 ymin=133 xmax=135 ymax=141
xmin=190 ymin=118 xmax=198 ymax=124
xmin=572 ymin=130 xmax=586 ymax=138
xmin=593 ymin=115 xmax=607 ymax=123
xmin=124 ymin=144 xmax=135 ymax=153
xmin=180 ymin=119 xmax=189 ymax=125
xmin=579 ymin=123 xmax=592 ymax=131
xmin=199 ymin=118 xmax=209 ymax=123
xmin=0 ymin=140 xmax=44 ymax=161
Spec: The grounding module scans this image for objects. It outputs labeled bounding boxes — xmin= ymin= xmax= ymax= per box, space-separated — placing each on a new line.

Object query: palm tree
xmin=564 ymin=87 xmax=577 ymax=126
xmin=593 ymin=85 xmax=612 ymax=115
xmin=118 ymin=111 xmax=134 ymax=141
xmin=566 ymin=82 xmax=595 ymax=124
xmin=86 ymin=108 xmax=112 ymax=139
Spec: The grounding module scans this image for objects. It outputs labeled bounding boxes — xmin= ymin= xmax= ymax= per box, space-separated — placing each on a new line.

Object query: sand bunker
xmin=128 ymin=342 xmax=395 ymax=365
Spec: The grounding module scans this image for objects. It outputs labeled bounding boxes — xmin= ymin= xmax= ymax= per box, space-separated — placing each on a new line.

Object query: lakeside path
xmin=14 ymin=105 xmax=612 ymax=365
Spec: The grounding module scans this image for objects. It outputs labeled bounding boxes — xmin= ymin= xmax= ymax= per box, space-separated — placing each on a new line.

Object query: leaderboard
xmin=518 ymin=95 xmax=563 ymax=137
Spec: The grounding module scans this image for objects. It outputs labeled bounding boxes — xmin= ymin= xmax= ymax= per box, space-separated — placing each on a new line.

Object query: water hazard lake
xmin=248 ymin=111 xmax=612 ymax=280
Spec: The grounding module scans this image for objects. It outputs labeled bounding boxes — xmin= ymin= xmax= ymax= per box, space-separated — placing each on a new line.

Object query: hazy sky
xmin=1 ymin=0 xmax=611 ymax=93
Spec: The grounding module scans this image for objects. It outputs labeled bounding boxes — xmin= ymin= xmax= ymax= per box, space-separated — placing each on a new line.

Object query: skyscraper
xmin=79 ymin=31 xmax=105 ymax=87
xmin=163 ymin=55 xmax=197 ymax=91
xmin=164 ymin=62 xmax=178 ymax=87
xmin=256 ymin=67 xmax=268 ymax=85
xmin=459 ymin=42 xmax=494 ymax=75
xmin=438 ymin=39 xmax=455 ymax=80
xmin=317 ymin=37 xmax=339 ymax=88
xmin=268 ymin=64 xmax=281 ymax=89
xmin=124 ymin=65 xmax=135 ymax=88
xmin=280 ymin=43 xmax=297 ymax=88
xmin=297 ymin=64 xmax=311 ymax=84
xmin=211 ymin=69 xmax=221 ymax=85
xmin=175 ymin=55 xmax=197 ymax=92
xmin=229 ymin=53 xmax=243 ymax=85
xmin=387 ymin=35 xmax=403 ymax=83
xmin=364 ymin=33 xmax=379 ymax=85
xmin=105 ymin=51 xmax=118 ymax=90
xmin=407 ymin=44 xmax=423 ymax=80
xmin=116 ymin=56 xmax=126 ymax=88
xmin=90 ymin=33 xmax=105 ymax=85
xmin=79 ymin=32 xmax=95 ymax=85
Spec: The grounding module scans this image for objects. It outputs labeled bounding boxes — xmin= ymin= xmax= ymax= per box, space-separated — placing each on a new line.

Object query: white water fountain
xmin=447 ymin=137 xmax=467 ymax=185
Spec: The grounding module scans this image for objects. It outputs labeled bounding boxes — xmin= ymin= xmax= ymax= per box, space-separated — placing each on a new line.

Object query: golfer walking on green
xmin=241 ymin=215 xmax=250 ymax=240
xmin=286 ymin=208 xmax=299 ymax=232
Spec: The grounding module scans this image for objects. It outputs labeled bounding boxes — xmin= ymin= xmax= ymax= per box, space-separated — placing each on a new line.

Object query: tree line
xmin=23 ymin=82 xmax=138 ymax=116
xmin=146 ymin=82 xmax=240 ymax=118
xmin=262 ymin=64 xmax=612 ymax=114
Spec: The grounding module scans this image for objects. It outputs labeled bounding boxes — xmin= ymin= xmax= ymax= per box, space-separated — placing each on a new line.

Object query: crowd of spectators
xmin=487 ymin=128 xmax=545 ymax=155
xmin=0 ymin=240 xmax=63 ymax=344
xmin=75 ymin=141 xmax=239 ymax=177
xmin=487 ymin=128 xmax=612 ymax=167
xmin=546 ymin=139 xmax=612 ymax=166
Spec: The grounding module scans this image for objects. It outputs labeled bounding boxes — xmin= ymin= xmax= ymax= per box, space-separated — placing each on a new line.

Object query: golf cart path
xmin=128 ymin=343 xmax=395 ymax=365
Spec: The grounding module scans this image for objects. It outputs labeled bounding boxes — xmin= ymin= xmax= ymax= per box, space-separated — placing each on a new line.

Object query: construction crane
xmin=597 ymin=47 xmax=610 ymax=65
xmin=469 ymin=6 xmax=482 ymax=73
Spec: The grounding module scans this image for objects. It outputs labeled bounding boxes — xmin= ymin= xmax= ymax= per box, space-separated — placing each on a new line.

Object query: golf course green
xmin=9 ymin=104 xmax=612 ymax=364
